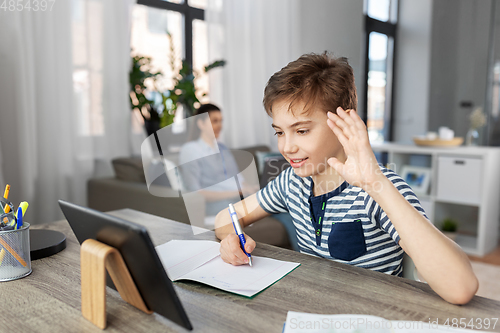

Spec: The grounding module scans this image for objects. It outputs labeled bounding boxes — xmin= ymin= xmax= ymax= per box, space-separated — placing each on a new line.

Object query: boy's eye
xmin=274 ymin=131 xmax=284 ymax=136
xmin=297 ymin=129 xmax=309 ymax=135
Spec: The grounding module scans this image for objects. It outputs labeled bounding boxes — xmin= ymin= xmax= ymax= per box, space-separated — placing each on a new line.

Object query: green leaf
xmin=204 ymin=60 xmax=226 ymax=72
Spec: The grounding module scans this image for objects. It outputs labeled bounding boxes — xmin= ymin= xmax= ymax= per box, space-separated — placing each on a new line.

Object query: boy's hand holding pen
xmin=220 ymin=203 xmax=255 ymax=266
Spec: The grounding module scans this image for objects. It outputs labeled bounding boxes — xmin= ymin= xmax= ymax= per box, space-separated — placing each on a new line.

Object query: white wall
xmin=428 ymin=0 xmax=493 ymax=140
xmin=298 ymin=0 xmax=364 ymax=114
xmin=214 ymin=0 xmax=365 ymax=152
xmin=392 ymin=0 xmax=433 ymax=143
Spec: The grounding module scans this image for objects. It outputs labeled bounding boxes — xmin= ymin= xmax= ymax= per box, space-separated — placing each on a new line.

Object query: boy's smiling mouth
xmin=289 ymin=157 xmax=308 ymax=168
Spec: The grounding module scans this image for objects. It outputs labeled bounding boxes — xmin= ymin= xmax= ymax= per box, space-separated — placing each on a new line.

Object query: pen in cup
xmin=16 ymin=207 xmax=23 ymax=230
xmin=3 ymin=185 xmax=10 ymax=213
xmin=228 ymin=203 xmax=252 ymax=267
xmin=18 ymin=201 xmax=29 ymax=216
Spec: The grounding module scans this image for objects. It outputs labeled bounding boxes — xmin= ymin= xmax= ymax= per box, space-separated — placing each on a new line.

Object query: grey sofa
xmin=87 ymin=145 xmax=292 ymax=248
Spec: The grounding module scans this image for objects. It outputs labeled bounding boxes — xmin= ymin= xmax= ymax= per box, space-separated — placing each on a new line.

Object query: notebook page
xmin=156 ymin=240 xmax=221 ymax=281
xmin=179 ymin=255 xmax=300 ymax=297
xmin=156 ymin=239 xmax=300 ymax=297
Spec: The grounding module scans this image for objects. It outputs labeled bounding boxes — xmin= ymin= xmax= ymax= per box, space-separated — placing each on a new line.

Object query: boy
xmin=214 ymin=52 xmax=478 ymax=305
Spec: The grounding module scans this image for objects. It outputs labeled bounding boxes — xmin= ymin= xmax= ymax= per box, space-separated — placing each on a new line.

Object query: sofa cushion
xmin=112 ymin=157 xmax=146 ymax=183
xmin=87 ymin=177 xmax=190 ymax=223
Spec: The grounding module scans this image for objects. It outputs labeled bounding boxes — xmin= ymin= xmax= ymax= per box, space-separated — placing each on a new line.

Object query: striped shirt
xmin=257 ymin=166 xmax=428 ymax=276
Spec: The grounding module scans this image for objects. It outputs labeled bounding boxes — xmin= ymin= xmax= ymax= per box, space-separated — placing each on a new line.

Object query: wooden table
xmin=1 ymin=209 xmax=499 ymax=332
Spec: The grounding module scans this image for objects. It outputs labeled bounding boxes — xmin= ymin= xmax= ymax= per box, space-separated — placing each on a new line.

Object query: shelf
xmin=371 ymin=142 xmax=495 ymax=155
xmin=372 ymin=143 xmax=500 ymax=257
xmin=434 ymin=198 xmax=481 ymax=207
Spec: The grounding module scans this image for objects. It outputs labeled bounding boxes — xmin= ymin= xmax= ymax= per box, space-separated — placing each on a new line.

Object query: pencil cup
xmin=0 ymin=223 xmax=32 ymax=281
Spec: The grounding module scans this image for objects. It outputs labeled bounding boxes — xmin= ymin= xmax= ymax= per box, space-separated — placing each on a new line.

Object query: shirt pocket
xmin=328 ymin=219 xmax=367 ymax=261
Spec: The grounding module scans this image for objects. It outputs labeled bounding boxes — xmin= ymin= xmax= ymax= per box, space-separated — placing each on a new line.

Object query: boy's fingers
xmin=222 ymin=249 xmax=245 ymax=265
xmin=326 ymin=117 xmax=336 ymax=131
xmin=336 ymin=106 xmax=348 ymax=117
xmin=220 ymin=246 xmax=233 ymax=264
xmin=327 ymin=157 xmax=344 ymax=174
xmin=244 ymin=235 xmax=256 ymax=253
xmin=337 ymin=107 xmax=356 ymax=126
xmin=221 ymin=234 xmax=248 ymax=265
xmin=220 ymin=244 xmax=240 ymax=265
xmin=328 ymin=116 xmax=353 ymax=138
xmin=228 ymin=234 xmax=250 ymax=264
xmin=349 ymin=109 xmax=368 ymax=131
xmin=330 ymin=111 xmax=356 ymax=136
xmin=328 ymin=119 xmax=349 ymax=147
xmin=337 ymin=108 xmax=369 ymax=140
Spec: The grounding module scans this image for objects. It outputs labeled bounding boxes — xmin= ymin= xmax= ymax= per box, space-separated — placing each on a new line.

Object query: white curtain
xmin=0 ymin=0 xmax=139 ymax=224
xmin=206 ymin=0 xmax=301 ymax=151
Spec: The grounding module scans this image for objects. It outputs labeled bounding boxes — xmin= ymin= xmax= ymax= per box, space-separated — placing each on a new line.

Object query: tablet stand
xmin=80 ymin=239 xmax=153 ymax=329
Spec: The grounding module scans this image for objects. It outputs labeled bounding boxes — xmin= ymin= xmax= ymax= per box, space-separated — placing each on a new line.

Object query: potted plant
xmin=159 ymin=32 xmax=225 ymax=128
xmin=129 ymin=54 xmax=163 ymax=136
xmin=440 ymin=218 xmax=458 ymax=240
xmin=129 ymin=32 xmax=226 ymax=135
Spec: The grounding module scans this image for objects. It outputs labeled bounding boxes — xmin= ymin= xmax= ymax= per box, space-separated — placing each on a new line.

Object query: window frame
xmin=136 ymin=0 xmax=205 ymax=69
xmin=363 ymin=7 xmax=398 ymax=142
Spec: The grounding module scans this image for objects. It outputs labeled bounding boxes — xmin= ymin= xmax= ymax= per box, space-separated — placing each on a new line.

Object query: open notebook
xmin=156 ymin=240 xmax=300 ymax=297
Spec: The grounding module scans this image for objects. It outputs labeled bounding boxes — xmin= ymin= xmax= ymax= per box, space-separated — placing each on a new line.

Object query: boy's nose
xmin=282 ymin=137 xmax=298 ymax=155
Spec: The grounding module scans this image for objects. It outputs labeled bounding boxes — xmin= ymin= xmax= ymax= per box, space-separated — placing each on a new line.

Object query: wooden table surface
xmin=1 ymin=209 xmax=499 ymax=332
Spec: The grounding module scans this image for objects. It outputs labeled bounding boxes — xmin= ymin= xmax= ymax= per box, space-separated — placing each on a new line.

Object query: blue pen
xmin=228 ymin=203 xmax=252 ymax=267
xmin=16 ymin=207 xmax=23 ymax=229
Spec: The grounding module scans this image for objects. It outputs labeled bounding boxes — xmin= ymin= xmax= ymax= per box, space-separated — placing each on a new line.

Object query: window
xmin=363 ymin=0 xmax=398 ymax=143
xmin=131 ymin=0 xmax=209 ymax=122
xmin=135 ymin=0 xmax=205 ymax=69
xmin=492 ymin=61 xmax=500 ymax=119
xmin=72 ymin=0 xmax=105 ymax=136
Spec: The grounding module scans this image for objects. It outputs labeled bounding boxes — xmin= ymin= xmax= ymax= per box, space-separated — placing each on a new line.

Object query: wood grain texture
xmin=81 ymin=239 xmax=108 ymax=328
xmin=0 ymin=209 xmax=498 ymax=332
xmin=81 ymin=239 xmax=152 ymax=329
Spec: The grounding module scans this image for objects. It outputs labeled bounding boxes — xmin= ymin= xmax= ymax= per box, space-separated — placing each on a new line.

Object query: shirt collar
xmin=309 ymin=179 xmax=349 ymax=201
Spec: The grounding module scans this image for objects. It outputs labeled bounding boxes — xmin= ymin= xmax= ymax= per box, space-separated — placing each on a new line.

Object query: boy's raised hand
xmin=326 ymin=107 xmax=383 ymax=192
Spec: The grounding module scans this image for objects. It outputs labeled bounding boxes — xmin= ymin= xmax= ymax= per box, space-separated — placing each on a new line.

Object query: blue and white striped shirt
xmin=257 ymin=166 xmax=427 ymax=276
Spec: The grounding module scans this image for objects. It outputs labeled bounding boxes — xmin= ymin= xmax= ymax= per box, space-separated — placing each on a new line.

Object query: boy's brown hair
xmin=263 ymin=52 xmax=357 ymax=116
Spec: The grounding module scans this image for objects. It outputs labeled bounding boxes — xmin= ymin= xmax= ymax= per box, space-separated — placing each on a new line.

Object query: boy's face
xmin=271 ymin=99 xmax=345 ymax=179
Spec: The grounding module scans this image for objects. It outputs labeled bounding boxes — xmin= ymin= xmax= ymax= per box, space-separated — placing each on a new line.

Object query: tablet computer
xmin=58 ymin=200 xmax=193 ymax=330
